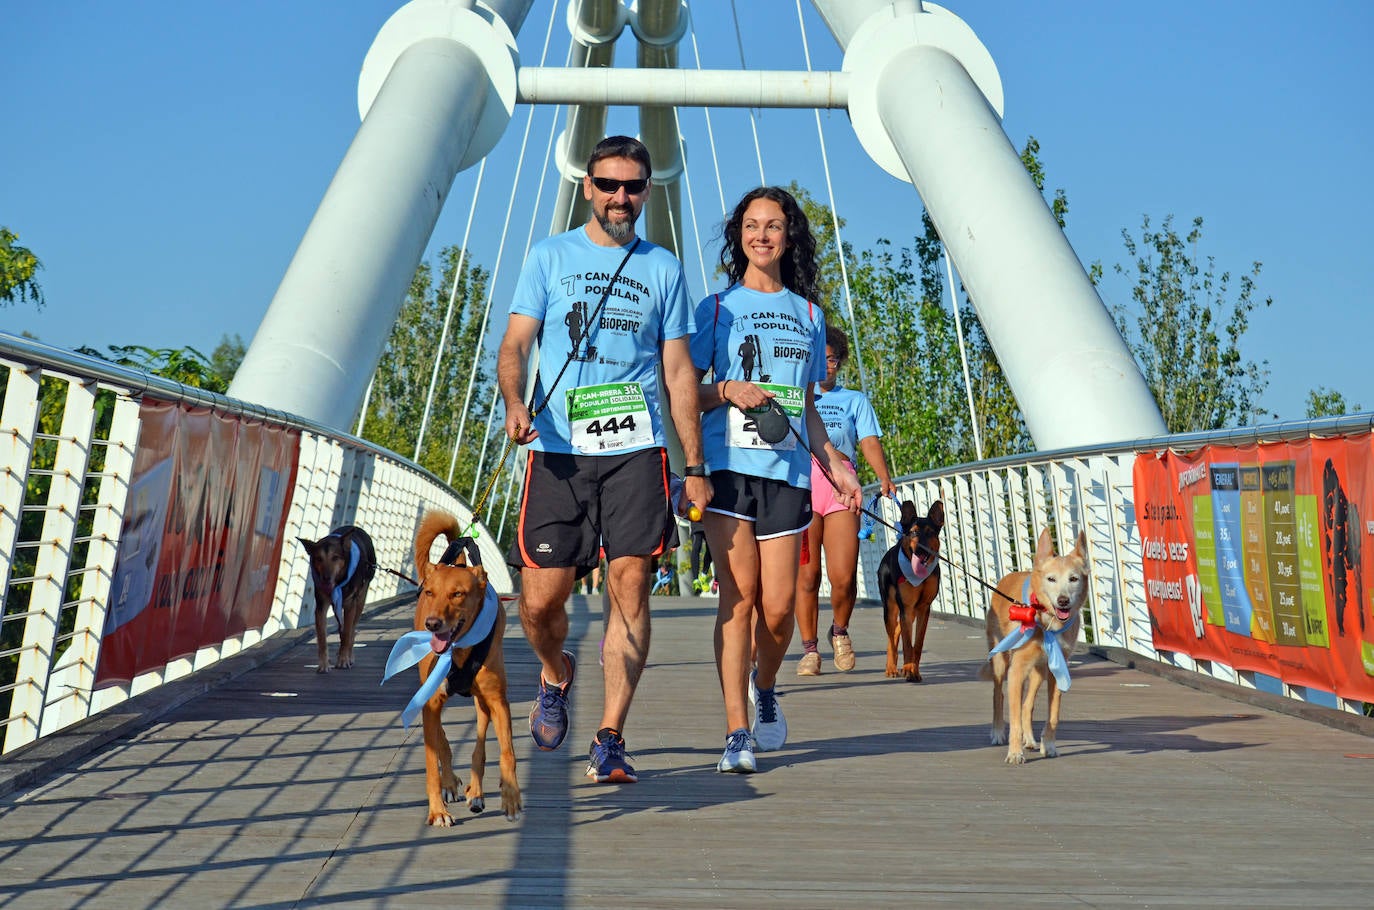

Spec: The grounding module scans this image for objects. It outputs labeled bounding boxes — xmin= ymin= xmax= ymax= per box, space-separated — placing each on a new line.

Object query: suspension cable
xmin=355 ymin=377 xmax=373 ymax=436
xmin=728 ymin=0 xmax=766 ymax=185
xmin=415 ymin=156 xmax=486 ymax=462
xmin=467 ymin=1 xmax=585 ymax=505
xmin=672 ymin=107 xmax=710 ymax=293
xmin=687 ymin=6 xmax=730 ymax=216
xmin=945 ymin=245 xmax=984 ymax=459
xmin=793 ymin=0 xmax=869 ymax=391
xmin=442 ymin=0 xmax=561 ymax=487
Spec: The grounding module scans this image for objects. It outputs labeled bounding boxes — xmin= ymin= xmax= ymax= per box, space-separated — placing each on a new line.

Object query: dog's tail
xmin=415 ymin=510 xmax=462 ymax=581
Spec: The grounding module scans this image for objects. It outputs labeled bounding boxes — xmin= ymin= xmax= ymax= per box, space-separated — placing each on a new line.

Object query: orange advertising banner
xmin=1133 ymin=434 xmax=1374 ymax=702
xmin=96 ymin=399 xmax=300 ymax=687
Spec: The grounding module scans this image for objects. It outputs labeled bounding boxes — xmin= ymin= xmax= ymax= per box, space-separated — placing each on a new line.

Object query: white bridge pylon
xmin=228 ymin=0 xmax=1166 ymax=451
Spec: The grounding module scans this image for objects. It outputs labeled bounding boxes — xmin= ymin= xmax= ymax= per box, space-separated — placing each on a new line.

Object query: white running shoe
xmin=717 ymin=728 xmax=757 ymax=773
xmin=751 ymin=683 xmax=788 ymax=752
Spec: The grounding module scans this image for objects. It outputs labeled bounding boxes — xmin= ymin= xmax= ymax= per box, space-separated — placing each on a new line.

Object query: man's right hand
xmin=505 ymin=402 xmax=539 ymax=445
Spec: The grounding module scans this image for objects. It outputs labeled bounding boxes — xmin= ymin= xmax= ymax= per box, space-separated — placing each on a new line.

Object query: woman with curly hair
xmin=690 ymin=186 xmax=861 ymax=773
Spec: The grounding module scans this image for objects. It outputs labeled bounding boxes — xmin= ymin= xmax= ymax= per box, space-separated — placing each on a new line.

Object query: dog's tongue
xmin=430 ymin=631 xmax=452 ymax=654
xmin=1055 ymin=606 xmax=1072 ymax=621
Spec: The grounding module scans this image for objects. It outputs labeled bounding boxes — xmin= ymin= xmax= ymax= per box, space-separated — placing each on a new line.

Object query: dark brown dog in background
xmin=413 ymin=510 xmax=520 ymax=826
xmin=300 ymin=525 xmax=376 ymax=672
xmin=876 ymin=500 xmax=945 ymax=681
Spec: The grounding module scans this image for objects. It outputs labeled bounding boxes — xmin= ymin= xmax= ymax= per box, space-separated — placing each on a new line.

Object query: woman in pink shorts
xmin=795 ymin=326 xmax=896 ymax=674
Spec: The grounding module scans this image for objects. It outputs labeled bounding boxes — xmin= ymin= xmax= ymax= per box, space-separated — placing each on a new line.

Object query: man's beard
xmin=597 ymin=204 xmax=637 ymax=242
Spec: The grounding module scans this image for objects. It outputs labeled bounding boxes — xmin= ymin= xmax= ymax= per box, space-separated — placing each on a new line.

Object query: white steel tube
xmin=875 ymin=45 xmax=1166 ymax=447
xmin=518 ymin=66 xmax=849 ymax=108
xmin=230 ymin=37 xmax=505 ymax=428
xmin=809 ymin=0 xmax=894 ymax=50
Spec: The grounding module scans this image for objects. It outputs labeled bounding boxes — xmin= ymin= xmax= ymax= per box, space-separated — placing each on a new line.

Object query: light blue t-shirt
xmin=813 ymin=382 xmax=883 ymax=463
xmin=690 ymin=284 xmax=826 ymax=488
xmin=509 ymin=227 xmax=692 ymax=456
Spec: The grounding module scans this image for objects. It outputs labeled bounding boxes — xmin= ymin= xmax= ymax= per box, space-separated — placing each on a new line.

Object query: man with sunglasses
xmin=497 ymin=135 xmax=711 ymax=786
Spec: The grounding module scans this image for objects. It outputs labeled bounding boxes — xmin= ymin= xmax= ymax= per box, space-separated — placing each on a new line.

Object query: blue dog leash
xmin=381 ymin=585 xmax=500 ymax=728
xmin=987 ymin=578 xmax=1072 ymax=691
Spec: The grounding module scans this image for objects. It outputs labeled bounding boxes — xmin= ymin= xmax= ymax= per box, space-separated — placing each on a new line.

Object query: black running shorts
xmin=705 ymin=470 xmax=812 ymax=540
xmin=507 ymin=448 xmax=677 ymax=571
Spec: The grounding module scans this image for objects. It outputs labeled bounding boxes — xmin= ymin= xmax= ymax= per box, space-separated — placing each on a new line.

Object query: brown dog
xmin=982 ymin=527 xmax=1088 ymax=764
xmin=876 ymin=500 xmax=945 ymax=681
xmin=300 ymin=525 xmax=376 ymax=672
xmin=411 ymin=510 xmax=520 ymax=826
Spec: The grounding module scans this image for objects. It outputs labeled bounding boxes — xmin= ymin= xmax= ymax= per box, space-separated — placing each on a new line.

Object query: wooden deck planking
xmin=1 ymin=593 xmax=1371 ymax=909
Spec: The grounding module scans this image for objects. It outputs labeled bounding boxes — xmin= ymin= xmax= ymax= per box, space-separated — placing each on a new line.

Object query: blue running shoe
xmin=586 ymin=728 xmax=638 ymax=783
xmin=529 ymin=650 xmax=576 ymax=751
xmin=717 ymin=727 xmax=757 ymax=773
xmin=752 ymin=682 xmax=787 ymax=752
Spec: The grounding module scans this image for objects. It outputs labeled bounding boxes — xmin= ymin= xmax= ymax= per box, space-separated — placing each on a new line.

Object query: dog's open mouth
xmin=430 ymin=626 xmax=461 ymax=654
xmin=1054 ymin=606 xmax=1074 ymax=622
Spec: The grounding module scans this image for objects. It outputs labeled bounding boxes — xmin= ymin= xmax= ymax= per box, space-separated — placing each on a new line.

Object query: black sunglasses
xmin=590 ymin=176 xmax=650 ymax=195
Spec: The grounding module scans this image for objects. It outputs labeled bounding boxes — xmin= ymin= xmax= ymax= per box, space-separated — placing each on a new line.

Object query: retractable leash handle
xmin=750 ymin=398 xmax=792 ymax=444
xmin=857 ymin=494 xmax=882 ymax=540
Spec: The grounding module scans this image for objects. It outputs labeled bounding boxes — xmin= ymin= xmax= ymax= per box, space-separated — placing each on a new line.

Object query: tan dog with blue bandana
xmin=982 ymin=528 xmax=1088 ymax=765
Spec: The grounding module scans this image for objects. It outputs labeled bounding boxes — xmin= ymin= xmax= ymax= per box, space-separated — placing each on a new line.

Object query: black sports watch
xmin=683 ymin=464 xmax=709 ymax=477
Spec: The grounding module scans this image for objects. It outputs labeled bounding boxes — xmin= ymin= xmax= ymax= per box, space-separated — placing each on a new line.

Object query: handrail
xmin=1 ymin=332 xmax=507 ymax=755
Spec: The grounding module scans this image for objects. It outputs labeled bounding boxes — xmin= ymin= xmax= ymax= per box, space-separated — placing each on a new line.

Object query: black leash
xmin=462 ymin=238 xmax=641 ymax=538
xmin=378 ymin=565 xmax=419 ymax=588
xmin=533 ymin=237 xmax=640 ymax=420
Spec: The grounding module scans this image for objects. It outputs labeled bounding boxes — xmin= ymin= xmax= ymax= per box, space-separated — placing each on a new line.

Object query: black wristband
xmin=683 ymin=464 xmax=708 ymax=477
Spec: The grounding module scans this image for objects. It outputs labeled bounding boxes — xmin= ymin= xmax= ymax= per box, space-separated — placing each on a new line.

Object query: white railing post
xmin=45 ymin=392 xmax=141 ymax=730
xmin=7 ymin=377 xmax=96 ymax=750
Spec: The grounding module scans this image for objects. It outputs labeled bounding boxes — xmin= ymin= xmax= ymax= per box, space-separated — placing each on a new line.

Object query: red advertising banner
xmin=1134 ymin=434 xmax=1374 ymax=702
xmin=96 ymin=399 xmax=300 ymax=687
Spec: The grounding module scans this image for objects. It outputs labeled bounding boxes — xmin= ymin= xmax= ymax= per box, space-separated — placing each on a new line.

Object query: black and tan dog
xmin=875 ymin=500 xmax=945 ymax=681
xmin=411 ymin=510 xmax=520 ymax=826
xmin=299 ymin=525 xmax=376 ymax=672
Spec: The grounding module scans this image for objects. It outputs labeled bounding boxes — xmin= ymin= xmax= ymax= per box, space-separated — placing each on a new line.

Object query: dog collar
xmin=896 ymin=546 xmax=935 ymax=586
xmin=381 ymin=585 xmax=500 ymax=728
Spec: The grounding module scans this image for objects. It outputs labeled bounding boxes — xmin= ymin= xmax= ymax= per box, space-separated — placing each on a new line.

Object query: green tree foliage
xmin=792 ymin=183 xmax=960 ymax=475
xmin=356 ymin=247 xmax=512 ymax=532
xmin=1306 ymin=386 xmax=1360 ymax=419
xmin=1 ymin=227 xmax=44 ymax=308
xmin=75 ymin=344 xmax=229 ymax=392
xmin=1108 ymin=215 xmax=1271 ymax=432
xmin=210 ymin=333 xmax=246 ymax=387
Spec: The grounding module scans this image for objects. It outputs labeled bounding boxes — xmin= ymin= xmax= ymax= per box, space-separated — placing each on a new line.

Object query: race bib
xmin=567 ymin=382 xmax=654 ymax=453
xmin=727 ymin=383 xmax=804 ymax=450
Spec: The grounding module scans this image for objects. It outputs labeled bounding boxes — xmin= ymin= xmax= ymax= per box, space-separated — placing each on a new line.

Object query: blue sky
xmin=6 ymin=1 xmax=1371 ymax=424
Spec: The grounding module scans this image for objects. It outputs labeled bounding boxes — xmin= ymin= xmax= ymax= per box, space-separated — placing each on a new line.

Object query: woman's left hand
xmin=831 ymin=455 xmax=863 ymax=514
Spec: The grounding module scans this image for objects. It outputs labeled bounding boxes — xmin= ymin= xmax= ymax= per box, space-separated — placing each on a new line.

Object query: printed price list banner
xmin=96 ymin=399 xmax=300 ymax=687
xmin=1134 ymin=435 xmax=1374 ymax=702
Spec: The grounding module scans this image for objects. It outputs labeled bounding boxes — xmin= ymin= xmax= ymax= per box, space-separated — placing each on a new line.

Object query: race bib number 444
xmin=727 ymin=383 xmax=804 ymax=450
xmin=567 ymin=382 xmax=654 ymax=453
